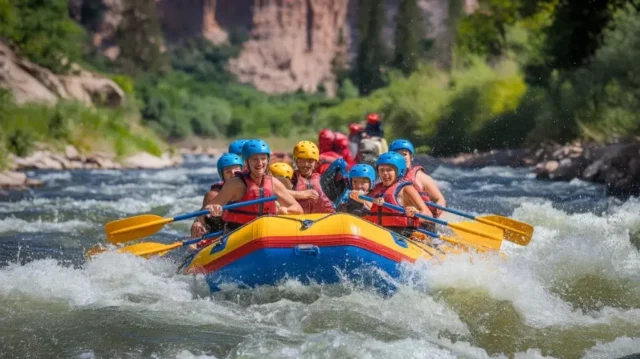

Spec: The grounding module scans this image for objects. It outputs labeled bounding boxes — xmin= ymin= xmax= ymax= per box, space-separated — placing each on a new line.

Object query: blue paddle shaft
xmin=426 ymin=201 xmax=475 ymax=220
xmin=416 ymin=228 xmax=440 ymax=238
xmin=172 ymin=196 xmax=278 ymax=221
xmin=359 ymin=195 xmax=449 ymax=226
xmin=182 ymin=230 xmax=224 ymax=247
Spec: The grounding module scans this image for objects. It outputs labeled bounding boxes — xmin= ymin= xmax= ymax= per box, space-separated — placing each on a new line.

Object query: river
xmin=1 ymin=155 xmax=639 ymax=358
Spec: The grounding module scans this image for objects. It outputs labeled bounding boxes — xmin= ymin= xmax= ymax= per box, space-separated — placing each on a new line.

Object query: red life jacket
xmin=316 ymin=151 xmax=341 ymax=175
xmin=292 ymin=171 xmax=335 ymax=214
xmin=363 ymin=180 xmax=420 ymax=228
xmin=405 ymin=165 xmax=440 ymax=218
xmin=222 ymin=171 xmax=277 ymax=225
xmin=210 ymin=181 xmax=224 ymax=192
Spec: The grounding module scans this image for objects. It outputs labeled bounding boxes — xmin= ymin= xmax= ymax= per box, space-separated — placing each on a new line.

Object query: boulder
xmin=122 ymin=152 xmax=182 ymax=169
xmin=0 ymin=170 xmax=43 ymax=189
xmin=65 ymin=145 xmax=82 ymax=161
xmin=0 ymin=41 xmax=125 ymax=107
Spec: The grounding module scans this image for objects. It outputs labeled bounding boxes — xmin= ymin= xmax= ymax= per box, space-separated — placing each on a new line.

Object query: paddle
xmin=87 ymin=230 xmax=224 ymax=259
xmin=358 ymin=195 xmax=503 ymax=250
xmin=105 ymin=196 xmax=277 ymax=244
xmin=423 ymin=201 xmax=533 ymax=246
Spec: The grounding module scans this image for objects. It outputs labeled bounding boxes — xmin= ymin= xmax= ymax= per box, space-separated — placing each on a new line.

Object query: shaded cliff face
xmin=227 ymin=0 xmax=350 ymax=96
xmin=71 ymin=0 xmax=478 ymax=95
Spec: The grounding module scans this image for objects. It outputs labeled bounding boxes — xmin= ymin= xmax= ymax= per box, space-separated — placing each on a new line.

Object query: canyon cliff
xmin=71 ymin=0 xmax=478 ymax=95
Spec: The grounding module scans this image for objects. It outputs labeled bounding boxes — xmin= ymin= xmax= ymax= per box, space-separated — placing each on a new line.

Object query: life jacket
xmin=363 ymin=180 xmax=420 ymax=228
xmin=292 ymin=171 xmax=335 ymax=214
xmin=404 ymin=165 xmax=440 ymax=218
xmin=222 ymin=171 xmax=277 ymax=225
xmin=357 ymin=137 xmax=385 ymax=166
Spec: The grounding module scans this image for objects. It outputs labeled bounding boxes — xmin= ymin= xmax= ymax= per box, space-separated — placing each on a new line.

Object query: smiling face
xmin=351 ymin=177 xmax=371 ymax=192
xmin=247 ymin=154 xmax=269 ymax=177
xmin=222 ymin=165 xmax=242 ymax=182
xmin=295 ymin=158 xmax=317 ymax=177
xmin=396 ymin=149 xmax=412 ymax=169
xmin=377 ymin=164 xmax=398 ymax=186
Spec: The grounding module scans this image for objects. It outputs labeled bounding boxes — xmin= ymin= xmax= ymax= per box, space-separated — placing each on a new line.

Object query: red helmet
xmin=366 ymin=113 xmax=380 ymax=124
xmin=334 ymin=132 xmax=349 ymax=149
xmin=318 ymin=129 xmax=335 ymax=153
xmin=349 ymin=123 xmax=364 ymax=134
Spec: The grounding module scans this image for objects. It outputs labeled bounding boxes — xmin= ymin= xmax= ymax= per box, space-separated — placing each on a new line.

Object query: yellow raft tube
xmin=181 ymin=213 xmax=456 ymax=293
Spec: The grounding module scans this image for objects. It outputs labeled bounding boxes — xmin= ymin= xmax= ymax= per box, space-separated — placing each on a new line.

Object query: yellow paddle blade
xmin=117 ymin=241 xmax=182 ymax=258
xmin=448 ymin=222 xmax=503 ymax=250
xmin=104 ymin=214 xmax=172 ymax=244
xmin=477 ymin=215 xmax=534 ymax=246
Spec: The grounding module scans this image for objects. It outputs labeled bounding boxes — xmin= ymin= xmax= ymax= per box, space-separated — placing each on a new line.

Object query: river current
xmin=1 ymin=155 xmax=639 ymax=358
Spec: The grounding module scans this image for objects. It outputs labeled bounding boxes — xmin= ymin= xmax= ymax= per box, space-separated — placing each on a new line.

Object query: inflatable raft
xmin=181 ymin=213 xmax=454 ymax=293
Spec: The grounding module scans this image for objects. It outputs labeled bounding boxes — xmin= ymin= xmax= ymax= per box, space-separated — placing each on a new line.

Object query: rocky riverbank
xmin=0 ymin=145 xmax=184 ymax=191
xmin=443 ymin=140 xmax=640 ymax=197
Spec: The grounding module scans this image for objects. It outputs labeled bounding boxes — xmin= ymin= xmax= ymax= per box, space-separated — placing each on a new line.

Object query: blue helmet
xmin=348 ymin=164 xmax=376 ymax=187
xmin=376 ymin=151 xmax=407 ymax=178
xmin=216 ymin=153 xmax=244 ymax=179
xmin=228 ymin=139 xmax=248 ymax=155
xmin=389 ymin=139 xmax=415 ymax=157
xmin=242 ymin=139 xmax=271 ymax=162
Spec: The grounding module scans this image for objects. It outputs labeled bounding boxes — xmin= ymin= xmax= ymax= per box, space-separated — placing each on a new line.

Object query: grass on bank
xmin=0 ymin=91 xmax=166 ymax=170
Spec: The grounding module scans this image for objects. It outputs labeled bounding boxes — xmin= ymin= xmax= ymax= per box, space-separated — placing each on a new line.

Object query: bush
xmin=111 ymin=75 xmax=135 ymax=95
xmin=7 ymin=128 xmax=36 ymax=157
xmin=0 ymin=0 xmax=85 ymax=73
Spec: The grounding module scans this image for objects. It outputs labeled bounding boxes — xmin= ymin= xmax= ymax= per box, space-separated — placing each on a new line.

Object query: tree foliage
xmin=0 ymin=0 xmax=84 ymax=72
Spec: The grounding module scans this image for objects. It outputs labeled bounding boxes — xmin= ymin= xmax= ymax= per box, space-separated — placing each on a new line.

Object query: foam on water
xmin=0 ymin=216 xmax=92 ymax=233
xmin=2 ymin=162 xmax=640 ymax=358
xmin=583 ymin=337 xmax=640 ymax=359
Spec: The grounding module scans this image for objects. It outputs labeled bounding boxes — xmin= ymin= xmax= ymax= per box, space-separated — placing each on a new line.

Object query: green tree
xmin=354 ymin=0 xmax=389 ymax=95
xmin=0 ymin=0 xmax=84 ymax=72
xmin=542 ymin=0 xmax=635 ymax=73
xmin=117 ymin=0 xmax=168 ymax=75
xmin=393 ymin=0 xmax=423 ymax=75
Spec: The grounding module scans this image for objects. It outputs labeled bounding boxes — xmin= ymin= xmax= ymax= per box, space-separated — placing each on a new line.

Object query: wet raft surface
xmin=1 ymin=156 xmax=640 ymax=358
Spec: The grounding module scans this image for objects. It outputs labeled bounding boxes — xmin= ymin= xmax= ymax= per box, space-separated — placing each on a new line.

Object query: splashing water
xmin=1 ymin=160 xmax=639 ymax=358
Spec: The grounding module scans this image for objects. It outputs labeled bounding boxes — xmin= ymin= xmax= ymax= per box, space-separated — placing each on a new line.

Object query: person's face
xmin=295 ymin=158 xmax=317 ymax=177
xmin=222 ymin=165 xmax=242 ymax=181
xmin=351 ymin=178 xmax=371 ymax=192
xmin=396 ymin=149 xmax=412 ymax=169
xmin=247 ymin=154 xmax=269 ymax=177
xmin=377 ymin=165 xmax=397 ymax=186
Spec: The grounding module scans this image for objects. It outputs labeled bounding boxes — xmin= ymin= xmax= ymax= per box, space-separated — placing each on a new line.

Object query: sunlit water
xmin=1 ymin=156 xmax=639 ymax=358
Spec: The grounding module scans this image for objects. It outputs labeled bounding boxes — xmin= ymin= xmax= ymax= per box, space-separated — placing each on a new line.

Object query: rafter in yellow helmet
xmin=293 ymin=141 xmax=320 ymax=161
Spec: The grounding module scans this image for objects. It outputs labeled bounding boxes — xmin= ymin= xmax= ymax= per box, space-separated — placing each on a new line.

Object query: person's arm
xmin=191 ymin=189 xmax=220 ymax=237
xmin=273 ymin=179 xmax=303 ymax=214
xmin=204 ymin=178 xmax=247 ymax=216
xmin=288 ymin=189 xmax=317 ymax=200
xmin=416 ymin=171 xmax=446 ymax=214
xmin=401 ymin=185 xmax=433 ymax=218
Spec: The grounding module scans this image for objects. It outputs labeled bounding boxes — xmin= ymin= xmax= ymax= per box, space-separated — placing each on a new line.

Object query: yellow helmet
xmin=269 ymin=162 xmax=294 ymax=180
xmin=293 ymin=141 xmax=320 ymax=161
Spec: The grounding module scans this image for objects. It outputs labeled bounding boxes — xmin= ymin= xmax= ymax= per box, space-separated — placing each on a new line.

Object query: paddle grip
xmin=359 ymin=195 xmax=448 ymax=225
xmin=181 ymin=230 xmax=224 ymax=247
xmin=425 ymin=201 xmax=475 ymax=220
xmin=416 ymin=228 xmax=440 ymax=238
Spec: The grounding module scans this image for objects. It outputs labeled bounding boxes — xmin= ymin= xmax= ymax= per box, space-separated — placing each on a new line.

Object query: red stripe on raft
xmin=194 ymin=234 xmax=417 ymax=275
